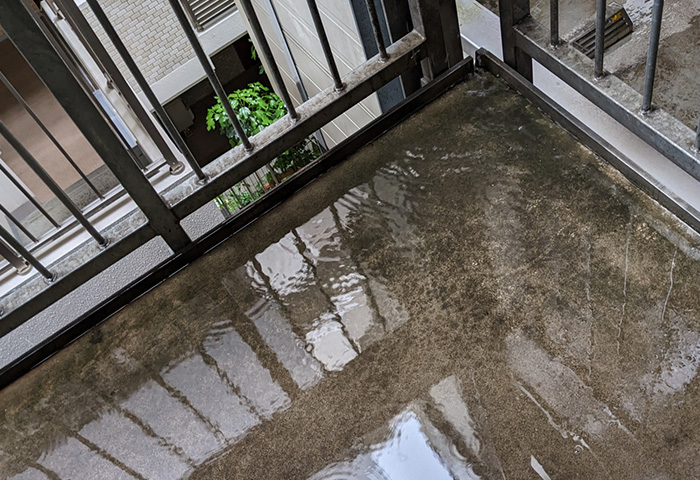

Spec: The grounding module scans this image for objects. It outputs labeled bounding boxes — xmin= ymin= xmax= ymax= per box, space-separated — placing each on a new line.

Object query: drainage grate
xmin=572 ymin=8 xmax=633 ymax=58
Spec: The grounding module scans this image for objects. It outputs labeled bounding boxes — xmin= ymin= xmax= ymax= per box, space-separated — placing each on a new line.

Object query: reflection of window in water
xmin=308 ymin=406 xmax=481 ymax=480
xmin=223 ymin=199 xmax=410 ymax=376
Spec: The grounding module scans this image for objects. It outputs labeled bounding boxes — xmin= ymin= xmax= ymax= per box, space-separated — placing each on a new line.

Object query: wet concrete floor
xmin=2 ymin=72 xmax=700 ymax=479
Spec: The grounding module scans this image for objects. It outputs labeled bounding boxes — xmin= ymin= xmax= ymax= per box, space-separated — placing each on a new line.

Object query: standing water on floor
xmin=1 ymin=73 xmax=700 ymax=480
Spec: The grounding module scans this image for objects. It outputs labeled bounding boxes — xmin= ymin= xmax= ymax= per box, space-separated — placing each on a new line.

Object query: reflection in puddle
xmin=38 ymin=436 xmax=137 ymax=480
xmin=245 ymin=299 xmax=324 ymax=390
xmin=9 ymin=468 xmax=53 ymax=480
xmin=204 ymin=326 xmax=291 ymax=419
xmin=429 ymin=376 xmax=481 ymax=456
xmin=507 ymin=331 xmax=634 ymax=442
xmin=121 ymin=380 xmax=223 ymax=463
xmin=161 ymin=354 xmax=260 ymax=442
xmin=305 ymin=314 xmax=358 ymax=371
xmin=309 ymin=407 xmax=480 ymax=480
xmin=78 ymin=410 xmax=190 ymax=479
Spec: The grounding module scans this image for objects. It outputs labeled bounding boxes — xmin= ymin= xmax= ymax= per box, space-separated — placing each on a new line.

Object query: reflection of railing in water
xmin=1 ymin=195 xmax=414 ymax=479
xmin=0 ymin=0 xmax=464 ymax=343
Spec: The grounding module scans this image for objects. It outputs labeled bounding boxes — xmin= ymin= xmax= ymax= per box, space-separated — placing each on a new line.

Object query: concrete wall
xmin=75 ymin=0 xmax=247 ymax=104
xmin=78 ymin=0 xmax=195 ymax=90
xmin=242 ymin=0 xmax=381 ymax=147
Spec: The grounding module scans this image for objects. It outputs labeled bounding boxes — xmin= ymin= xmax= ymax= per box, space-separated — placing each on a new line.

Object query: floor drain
xmin=572 ymin=8 xmax=633 ymax=58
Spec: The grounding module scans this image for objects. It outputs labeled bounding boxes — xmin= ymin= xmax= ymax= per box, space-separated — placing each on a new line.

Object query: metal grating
xmin=572 ymin=8 xmax=633 ymax=58
xmin=184 ymin=0 xmax=236 ymax=30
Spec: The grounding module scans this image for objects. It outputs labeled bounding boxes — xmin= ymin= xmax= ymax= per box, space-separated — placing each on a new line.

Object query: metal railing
xmin=497 ymin=0 xmax=700 ymax=188
xmin=0 ymin=0 xmax=463 ymax=337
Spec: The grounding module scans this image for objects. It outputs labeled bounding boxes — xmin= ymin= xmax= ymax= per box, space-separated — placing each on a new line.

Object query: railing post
xmin=167 ymin=0 xmax=253 ymax=151
xmin=306 ymin=0 xmax=345 ymax=90
xmin=53 ymin=0 xmax=186 ymax=176
xmin=498 ymin=0 xmax=533 ymax=82
xmin=438 ymin=0 xmax=462 ymax=69
xmin=594 ymin=0 xmax=606 ymax=78
xmin=550 ymin=0 xmax=559 ymax=47
xmin=0 ymin=0 xmax=191 ymax=252
xmin=641 ymin=0 xmax=664 ymax=113
xmin=364 ymin=0 xmax=389 ymax=61
xmin=382 ymin=0 xmax=421 ymax=96
xmin=0 ymin=120 xmax=107 ymax=246
xmin=237 ymin=0 xmax=299 ymax=119
xmin=408 ymin=0 xmax=445 ymax=81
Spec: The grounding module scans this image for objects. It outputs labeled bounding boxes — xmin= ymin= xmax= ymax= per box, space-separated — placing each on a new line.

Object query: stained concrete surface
xmin=2 ymin=73 xmax=700 ymax=479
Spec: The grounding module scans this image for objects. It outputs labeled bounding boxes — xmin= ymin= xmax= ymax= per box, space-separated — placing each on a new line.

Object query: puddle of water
xmin=245 ymin=298 xmax=324 ymax=390
xmin=78 ymin=410 xmax=190 ymax=479
xmin=204 ymin=326 xmax=290 ymax=419
xmin=4 ymin=76 xmax=700 ymax=480
xmin=309 ymin=408 xmax=481 ymax=480
xmin=38 ymin=435 xmax=138 ymax=480
xmin=161 ymin=353 xmax=261 ymax=442
xmin=305 ymin=313 xmax=358 ymax=371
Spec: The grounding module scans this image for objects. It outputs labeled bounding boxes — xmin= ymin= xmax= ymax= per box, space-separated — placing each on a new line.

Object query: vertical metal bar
xmin=41 ymin=11 xmax=101 ymax=92
xmin=267 ymin=162 xmax=280 ymax=185
xmin=237 ymin=0 xmax=299 ymax=120
xmin=83 ymin=0 xmax=205 ymax=180
xmin=550 ymin=0 xmax=559 ymax=47
xmin=594 ymin=0 xmax=606 ymax=78
xmin=497 ymin=0 xmax=533 ymax=81
xmin=0 ymin=72 xmax=103 ymax=200
xmin=0 ymin=239 xmax=31 ymax=275
xmin=438 ymin=0 xmax=462 ymax=68
xmin=229 ymin=187 xmax=243 ymax=211
xmin=168 ymin=0 xmax=253 ymax=151
xmin=641 ymin=0 xmax=664 ymax=113
xmin=409 ymin=0 xmax=457 ymax=81
xmin=0 ymin=120 xmax=107 ymax=246
xmin=382 ymin=0 xmax=421 ymax=97
xmin=53 ymin=0 xmax=185 ymax=175
xmin=0 ymin=0 xmax=192 ymax=252
xmin=0 ymin=163 xmax=60 ymax=228
xmin=694 ymin=117 xmax=700 ymax=151
xmin=365 ymin=0 xmax=388 ymax=61
xmin=253 ymin=170 xmax=265 ymax=188
xmin=261 ymin=0 xmax=329 ymax=151
xmin=0 ymin=224 xmax=53 ymax=280
xmin=0 ymin=204 xmax=38 ymax=243
xmin=306 ymin=0 xmax=344 ymax=90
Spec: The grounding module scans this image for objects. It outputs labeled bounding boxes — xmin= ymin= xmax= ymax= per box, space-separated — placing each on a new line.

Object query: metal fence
xmin=496 ymin=0 xmax=700 ymax=185
xmin=0 ymin=0 xmax=463 ymax=339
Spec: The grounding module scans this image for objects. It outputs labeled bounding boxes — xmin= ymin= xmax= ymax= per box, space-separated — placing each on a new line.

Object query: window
xmin=182 ymin=0 xmax=237 ymax=31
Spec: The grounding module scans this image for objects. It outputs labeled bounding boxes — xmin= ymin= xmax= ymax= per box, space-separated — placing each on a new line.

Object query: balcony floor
xmin=2 ymin=72 xmax=700 ymax=480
